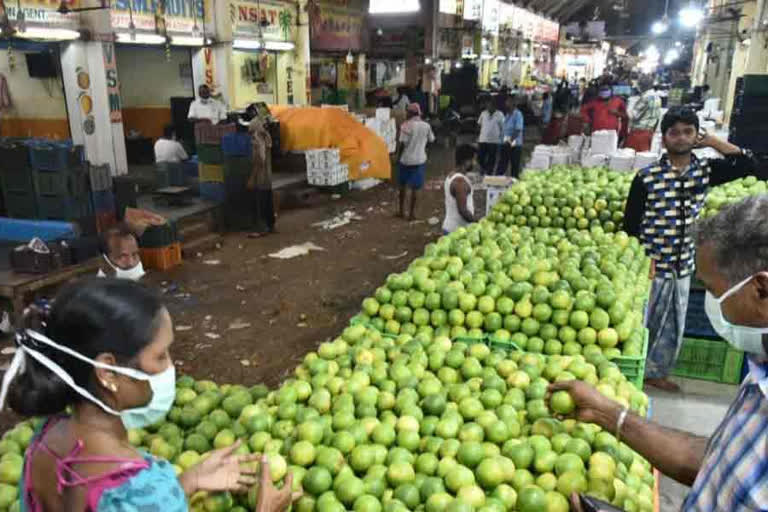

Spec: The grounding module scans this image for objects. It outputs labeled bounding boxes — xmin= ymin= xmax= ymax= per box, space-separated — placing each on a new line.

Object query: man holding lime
xmin=555 ymin=195 xmax=768 ymax=511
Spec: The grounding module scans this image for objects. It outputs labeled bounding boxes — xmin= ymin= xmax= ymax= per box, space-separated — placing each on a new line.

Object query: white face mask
xmin=0 ymin=329 xmax=176 ymax=430
xmin=105 ymin=255 xmax=145 ymax=281
xmin=705 ymin=274 xmax=768 ymax=355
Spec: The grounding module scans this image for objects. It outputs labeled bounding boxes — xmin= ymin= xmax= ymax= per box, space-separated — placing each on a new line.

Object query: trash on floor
xmin=204 ymin=332 xmax=221 ymax=339
xmin=203 ymin=260 xmax=221 ymax=265
xmin=381 ymin=251 xmax=408 ymax=260
xmin=269 ymin=242 xmax=326 ymax=259
xmin=312 ymin=210 xmax=363 ymax=231
xmin=228 ymin=321 xmax=252 ymax=330
xmin=175 ymin=325 xmax=193 ymax=332
xmin=428 ymin=216 xmax=440 ymax=226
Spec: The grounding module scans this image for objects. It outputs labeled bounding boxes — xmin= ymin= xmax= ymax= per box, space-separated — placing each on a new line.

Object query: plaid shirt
xmin=623 ymin=152 xmax=757 ymax=279
xmin=630 ymin=95 xmax=662 ymax=131
xmin=683 ymin=356 xmax=768 ymax=511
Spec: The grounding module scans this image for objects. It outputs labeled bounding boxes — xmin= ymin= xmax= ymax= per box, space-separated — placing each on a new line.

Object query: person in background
xmin=0 ymin=278 xmax=300 ymax=511
xmin=554 ymin=195 xmax=768 ymax=512
xmin=581 ymin=84 xmax=628 ymax=137
xmin=154 ymin=125 xmax=188 ymax=164
xmin=541 ymin=91 xmax=553 ymax=127
xmin=392 ymin=86 xmax=410 ymax=113
xmin=187 ymin=85 xmax=227 ymax=125
xmin=247 ymin=110 xmax=276 ymax=237
xmin=496 ymin=96 xmax=524 ymax=178
xmin=443 ymin=144 xmax=476 ymax=234
xmin=476 ymin=99 xmax=504 ymax=174
xmin=623 ymin=107 xmax=759 ymax=391
xmin=624 ymin=84 xmax=662 ymax=151
xmin=397 ymin=103 xmax=435 ymax=220
xmin=97 ymin=224 xmax=144 ymax=281
xmin=701 ymin=84 xmax=711 ymax=101
xmin=543 ymin=83 xmax=571 ymax=144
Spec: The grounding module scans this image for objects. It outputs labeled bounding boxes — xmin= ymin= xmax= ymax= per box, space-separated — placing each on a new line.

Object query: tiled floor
xmin=647 ymin=376 xmax=739 ymax=510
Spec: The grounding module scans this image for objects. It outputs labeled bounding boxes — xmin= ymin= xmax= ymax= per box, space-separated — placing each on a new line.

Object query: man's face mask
xmin=705 ymin=273 xmax=768 ymax=355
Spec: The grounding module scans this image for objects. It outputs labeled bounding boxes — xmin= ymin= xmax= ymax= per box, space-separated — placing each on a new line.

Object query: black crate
xmin=139 ymin=222 xmax=178 ymax=248
xmin=743 ymin=74 xmax=768 ymax=97
xmin=0 ymin=168 xmax=35 ymax=194
xmin=38 ymin=195 xmax=92 ymax=221
xmin=0 ymin=143 xmax=30 ymax=170
xmin=4 ymin=191 xmax=38 ymax=219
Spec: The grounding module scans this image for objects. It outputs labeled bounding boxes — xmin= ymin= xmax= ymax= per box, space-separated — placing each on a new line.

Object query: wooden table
xmin=0 ymin=258 xmax=101 ymax=319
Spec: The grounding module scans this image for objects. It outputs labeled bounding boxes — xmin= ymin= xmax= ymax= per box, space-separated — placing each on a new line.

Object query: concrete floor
xmin=647 ymin=376 xmax=740 ymax=510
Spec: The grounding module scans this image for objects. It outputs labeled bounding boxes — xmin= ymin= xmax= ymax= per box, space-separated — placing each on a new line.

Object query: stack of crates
xmin=138 ymin=221 xmax=182 ymax=271
xmin=673 ymin=287 xmax=745 ymax=384
xmin=195 ymin=123 xmax=235 ymax=202
xmin=89 ymin=164 xmax=116 ymax=233
xmin=221 ymin=132 xmax=253 ymax=230
xmin=0 ymin=139 xmax=37 ymax=218
xmin=27 ymin=141 xmax=91 ymax=222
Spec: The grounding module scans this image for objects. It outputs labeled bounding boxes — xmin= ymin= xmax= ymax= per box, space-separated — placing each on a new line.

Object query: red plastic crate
xmin=140 ymin=242 xmax=182 ymax=271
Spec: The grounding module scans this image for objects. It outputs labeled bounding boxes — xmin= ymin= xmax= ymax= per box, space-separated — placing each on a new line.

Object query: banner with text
xmin=310 ymin=4 xmax=364 ymax=51
xmin=110 ymin=0 xmax=207 ymax=32
xmin=232 ymin=0 xmax=295 ymax=41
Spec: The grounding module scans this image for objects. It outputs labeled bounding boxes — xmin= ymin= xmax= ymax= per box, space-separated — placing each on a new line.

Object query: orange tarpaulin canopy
xmin=269 ymin=106 xmax=392 ymax=181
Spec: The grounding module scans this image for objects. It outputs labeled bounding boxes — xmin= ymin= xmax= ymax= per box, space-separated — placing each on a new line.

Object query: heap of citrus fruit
xmin=357 ymin=222 xmax=650 ymax=359
xmin=485 ymin=168 xmax=632 ymax=232
xmin=164 ymin=326 xmax=652 ymax=511
xmin=702 ymin=175 xmax=768 ymax=218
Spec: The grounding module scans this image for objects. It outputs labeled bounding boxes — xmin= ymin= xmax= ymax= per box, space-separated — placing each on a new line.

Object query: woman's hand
xmin=180 ymin=440 xmax=260 ymax=494
xmin=256 ymin=455 xmax=302 ymax=512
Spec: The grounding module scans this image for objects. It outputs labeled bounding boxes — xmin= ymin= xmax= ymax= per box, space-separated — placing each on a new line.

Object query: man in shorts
xmin=397 ymin=103 xmax=435 ymax=220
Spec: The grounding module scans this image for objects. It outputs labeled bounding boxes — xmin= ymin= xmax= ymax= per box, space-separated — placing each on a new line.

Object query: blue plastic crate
xmin=684 ymin=289 xmax=719 ymax=339
xmin=29 ymin=141 xmax=83 ymax=172
xmin=92 ymin=190 xmax=116 ymax=213
xmin=221 ymin=133 xmax=252 ymax=158
xmin=199 ymin=182 xmax=226 ymax=203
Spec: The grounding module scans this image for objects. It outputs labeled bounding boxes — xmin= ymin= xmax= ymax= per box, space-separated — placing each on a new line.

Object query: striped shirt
xmin=683 ymin=356 xmax=768 ymax=511
xmin=623 ymin=152 xmax=758 ymax=279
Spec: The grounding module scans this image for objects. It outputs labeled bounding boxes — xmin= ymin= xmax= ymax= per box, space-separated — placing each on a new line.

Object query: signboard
xmin=499 ymin=3 xmax=559 ymax=43
xmin=203 ymin=46 xmax=215 ymax=87
xmin=564 ymin=21 xmax=605 ymax=41
xmin=3 ymin=0 xmax=79 ymax=25
xmin=310 ymin=4 xmax=364 ymax=51
xmin=462 ymin=0 xmax=481 ymax=20
xmin=438 ymin=0 xmax=456 ymax=14
xmin=111 ymin=0 xmax=205 ymax=32
xmin=102 ymin=42 xmax=122 ymax=124
xmin=370 ymin=25 xmax=424 ymax=54
xmin=232 ymin=0 xmax=294 ymax=40
xmin=482 ymin=0 xmax=498 ymax=35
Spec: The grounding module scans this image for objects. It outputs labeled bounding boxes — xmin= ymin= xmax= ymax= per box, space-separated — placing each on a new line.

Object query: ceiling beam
xmin=544 ymin=0 xmax=571 ymax=16
xmin=556 ymin=0 xmax=591 ymax=21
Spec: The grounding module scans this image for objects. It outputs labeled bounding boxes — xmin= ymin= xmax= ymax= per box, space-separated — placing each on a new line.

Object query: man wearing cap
xmin=397 ymin=103 xmax=435 ymax=220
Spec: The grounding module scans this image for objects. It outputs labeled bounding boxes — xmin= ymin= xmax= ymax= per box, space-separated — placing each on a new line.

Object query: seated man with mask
xmin=554 ymin=195 xmax=768 ymax=511
xmin=97 ymin=224 xmax=145 ymax=281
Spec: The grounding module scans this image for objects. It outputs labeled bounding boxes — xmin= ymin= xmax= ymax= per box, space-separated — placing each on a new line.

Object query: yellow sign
xmin=232 ymin=0 xmax=294 ymax=40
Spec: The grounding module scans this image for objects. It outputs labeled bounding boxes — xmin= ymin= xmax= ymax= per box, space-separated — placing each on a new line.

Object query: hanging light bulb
xmin=346 ymin=50 xmax=354 ymax=65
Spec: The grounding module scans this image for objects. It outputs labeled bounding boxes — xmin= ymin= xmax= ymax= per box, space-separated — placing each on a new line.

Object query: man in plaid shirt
xmin=554 ymin=195 xmax=768 ymax=511
xmin=623 ymin=107 xmax=760 ymax=391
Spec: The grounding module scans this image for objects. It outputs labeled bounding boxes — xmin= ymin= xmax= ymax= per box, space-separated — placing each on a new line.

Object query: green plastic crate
xmin=672 ymin=337 xmax=744 ymax=384
xmin=612 ymin=328 xmax=649 ymax=389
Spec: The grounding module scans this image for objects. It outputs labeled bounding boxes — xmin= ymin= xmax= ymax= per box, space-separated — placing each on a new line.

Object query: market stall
xmin=230 ymin=0 xmax=303 ymax=108
xmin=0 ymin=0 xmax=81 ymax=140
xmin=308 ymin=0 xmax=366 ymax=108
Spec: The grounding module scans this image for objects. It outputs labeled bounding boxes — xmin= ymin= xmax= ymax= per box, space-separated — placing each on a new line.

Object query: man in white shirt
xmin=187 ymin=84 xmax=227 ymax=124
xmin=477 ymin=99 xmax=504 ymax=174
xmin=154 ymin=125 xmax=188 ymax=163
xmin=397 ymin=103 xmax=435 ymax=220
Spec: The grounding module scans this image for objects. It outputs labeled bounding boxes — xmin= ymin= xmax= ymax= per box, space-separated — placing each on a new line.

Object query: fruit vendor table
xmin=0 ymin=258 xmax=101 ymax=319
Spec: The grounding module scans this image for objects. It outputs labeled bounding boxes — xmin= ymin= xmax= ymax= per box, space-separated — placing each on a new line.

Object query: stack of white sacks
xmin=365 ymin=108 xmax=397 ymax=153
xmin=306 ymin=148 xmax=349 ymax=186
xmin=609 ymin=148 xmax=636 ymax=172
